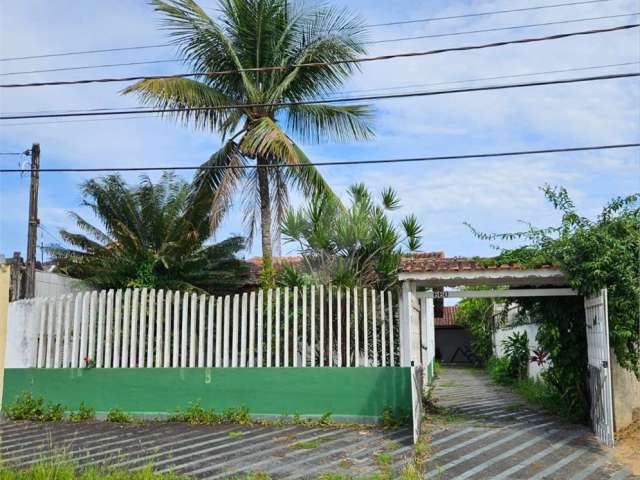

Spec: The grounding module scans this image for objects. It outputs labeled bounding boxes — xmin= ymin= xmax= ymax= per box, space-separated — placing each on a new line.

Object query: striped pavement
xmin=425 ymin=366 xmax=637 ymax=479
xmin=0 ymin=419 xmax=413 ymax=478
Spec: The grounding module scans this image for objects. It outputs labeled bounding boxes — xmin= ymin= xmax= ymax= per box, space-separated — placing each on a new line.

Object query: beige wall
xmin=0 ymin=266 xmax=10 ymax=405
xmin=612 ymin=351 xmax=640 ymax=431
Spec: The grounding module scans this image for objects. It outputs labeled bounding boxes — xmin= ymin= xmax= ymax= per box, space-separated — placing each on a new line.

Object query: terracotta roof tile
xmin=435 ymin=306 xmax=458 ymax=327
xmin=399 ymin=252 xmax=555 ymax=273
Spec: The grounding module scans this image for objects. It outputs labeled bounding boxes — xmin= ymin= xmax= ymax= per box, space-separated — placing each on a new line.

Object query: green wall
xmin=2 ymin=368 xmax=411 ymax=420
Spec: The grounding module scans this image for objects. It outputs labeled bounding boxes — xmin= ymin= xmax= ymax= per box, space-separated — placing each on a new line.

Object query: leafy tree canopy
xmin=468 ymin=185 xmax=639 ymax=376
xmin=47 ymin=173 xmax=249 ymax=295
xmin=280 ymin=183 xmax=422 ymax=289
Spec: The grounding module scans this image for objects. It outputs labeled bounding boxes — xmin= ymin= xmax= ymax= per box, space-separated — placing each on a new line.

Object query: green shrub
xmin=69 ymin=402 xmax=95 ymax=422
xmin=486 ymin=356 xmax=513 ymax=385
xmin=318 ymin=412 xmax=333 ymax=426
xmin=169 ymin=403 xmax=251 ymax=425
xmin=106 ymin=408 xmax=133 ymax=423
xmin=378 ymin=406 xmax=409 ymax=428
xmin=502 ymin=331 xmax=529 ymax=380
xmin=5 ymin=392 xmax=65 ymax=422
xmin=222 ymin=406 xmax=251 ymax=425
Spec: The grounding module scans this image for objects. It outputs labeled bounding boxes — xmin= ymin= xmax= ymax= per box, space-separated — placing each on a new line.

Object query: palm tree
xmin=122 ymin=0 xmax=373 ymax=286
xmin=47 ymin=173 xmax=249 ymax=294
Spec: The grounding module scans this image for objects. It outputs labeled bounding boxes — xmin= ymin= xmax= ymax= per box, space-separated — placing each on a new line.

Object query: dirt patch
xmin=614 ymin=421 xmax=640 ymax=475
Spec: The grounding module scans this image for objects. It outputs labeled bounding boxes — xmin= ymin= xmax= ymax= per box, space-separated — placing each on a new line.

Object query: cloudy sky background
xmin=1 ymin=0 xmax=638 ymax=262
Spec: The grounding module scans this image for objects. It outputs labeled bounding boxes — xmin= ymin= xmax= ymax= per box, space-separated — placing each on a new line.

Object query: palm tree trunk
xmin=257 ymin=156 xmax=274 ymax=287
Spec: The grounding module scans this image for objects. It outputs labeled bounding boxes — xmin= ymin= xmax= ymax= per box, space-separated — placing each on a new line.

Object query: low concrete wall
xmin=611 ymin=352 xmax=640 ymax=432
xmin=35 ymin=271 xmax=82 ymax=297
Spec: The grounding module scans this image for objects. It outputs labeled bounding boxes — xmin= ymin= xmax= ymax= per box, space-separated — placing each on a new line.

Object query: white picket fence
xmin=19 ymin=286 xmax=398 ymax=369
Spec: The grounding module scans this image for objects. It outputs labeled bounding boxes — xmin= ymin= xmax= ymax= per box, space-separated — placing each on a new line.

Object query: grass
xmin=289 ymin=438 xmax=329 ymax=450
xmin=106 ymin=408 xmax=134 ymax=423
xmin=374 ymin=452 xmax=392 ymax=466
xmin=0 ymin=463 xmax=187 ymax=479
xmin=227 ymin=431 xmax=245 ymax=438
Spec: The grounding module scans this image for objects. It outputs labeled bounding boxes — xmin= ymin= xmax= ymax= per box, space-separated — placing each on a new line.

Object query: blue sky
xmin=1 ymin=0 xmax=638 ymax=262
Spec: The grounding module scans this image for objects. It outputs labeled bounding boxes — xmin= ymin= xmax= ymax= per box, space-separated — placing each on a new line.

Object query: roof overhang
xmin=398 ymin=267 xmax=568 ymax=288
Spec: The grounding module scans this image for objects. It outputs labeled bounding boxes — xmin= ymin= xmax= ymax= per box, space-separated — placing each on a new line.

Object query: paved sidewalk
xmin=424 ymin=366 xmax=636 ymax=480
xmin=0 ymin=419 xmax=413 ymax=479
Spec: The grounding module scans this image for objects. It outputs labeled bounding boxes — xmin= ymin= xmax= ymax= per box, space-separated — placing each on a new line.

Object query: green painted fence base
xmin=2 ymin=368 xmax=412 ymax=421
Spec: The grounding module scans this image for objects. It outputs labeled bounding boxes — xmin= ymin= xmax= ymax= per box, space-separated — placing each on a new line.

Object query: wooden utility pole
xmin=24 ymin=143 xmax=40 ymax=299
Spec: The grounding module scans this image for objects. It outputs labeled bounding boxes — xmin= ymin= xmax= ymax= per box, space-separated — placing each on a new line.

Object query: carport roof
xmin=399 ymin=252 xmax=568 ymax=287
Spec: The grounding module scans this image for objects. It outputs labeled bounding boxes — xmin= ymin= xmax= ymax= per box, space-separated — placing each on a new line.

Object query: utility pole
xmin=24 ymin=143 xmax=40 ymax=299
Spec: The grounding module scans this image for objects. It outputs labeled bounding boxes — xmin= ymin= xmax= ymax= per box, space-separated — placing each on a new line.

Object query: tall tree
xmin=123 ymin=0 xmax=373 ymax=286
xmin=47 ymin=173 xmax=248 ymax=295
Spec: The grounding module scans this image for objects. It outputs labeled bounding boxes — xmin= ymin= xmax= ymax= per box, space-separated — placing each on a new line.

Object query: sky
xmin=1 ymin=0 xmax=638 ymax=263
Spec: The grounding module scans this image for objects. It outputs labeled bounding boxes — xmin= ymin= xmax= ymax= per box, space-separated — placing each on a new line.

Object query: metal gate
xmin=584 ymin=289 xmax=615 ymax=447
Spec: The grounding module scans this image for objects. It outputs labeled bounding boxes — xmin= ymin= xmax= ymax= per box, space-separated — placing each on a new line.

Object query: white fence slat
xmin=155 ymin=290 xmax=164 ymax=367
xmin=310 ymin=286 xmax=315 ymax=367
xmin=336 ymin=288 xmax=342 ymax=368
xmin=112 ymin=290 xmax=122 ymax=368
xmin=80 ymin=292 xmax=91 ymax=367
xmin=319 ymin=285 xmax=324 ymax=367
xmin=172 ymin=291 xmax=180 ymax=367
xmin=275 ymin=289 xmax=281 ymax=367
xmin=266 ymin=289 xmax=272 ymax=368
xmin=63 ymin=296 xmax=72 ymax=368
xmin=96 ymin=290 xmax=106 ymax=368
xmin=345 ymin=288 xmax=351 ymax=368
xmin=121 ymin=290 xmax=131 ymax=368
xmin=302 ymin=286 xmax=307 ymax=367
xmin=223 ymin=294 xmax=231 ymax=367
xmin=180 ymin=292 xmax=189 ymax=367
xmin=381 ymin=291 xmax=387 ymax=367
xmin=104 ymin=290 xmax=114 ymax=368
xmin=36 ymin=301 xmax=46 ymax=368
xmin=248 ymin=292 xmax=256 ymax=367
xmin=189 ymin=293 xmax=197 ymax=368
xmin=198 ymin=294 xmax=206 ymax=367
xmin=88 ymin=291 xmax=98 ymax=365
xmin=293 ymin=287 xmax=298 ymax=367
xmin=284 ymin=288 xmax=289 ymax=367
xmin=328 ymin=286 xmax=333 ymax=367
xmin=363 ymin=288 xmax=368 ymax=367
xmin=231 ymin=294 xmax=239 ymax=367
xmin=206 ymin=296 xmax=214 ymax=367
xmin=137 ymin=288 xmax=147 ymax=368
xmin=163 ymin=291 xmax=171 ymax=368
xmin=388 ymin=291 xmax=395 ymax=366
xmin=130 ymin=289 xmax=139 ymax=368
xmin=45 ymin=300 xmax=54 ymax=368
xmin=53 ymin=299 xmax=63 ymax=368
xmin=215 ymin=297 xmax=223 ymax=367
xmin=354 ymin=288 xmax=359 ymax=367
xmin=257 ymin=290 xmax=264 ymax=367
xmin=240 ymin=293 xmax=248 ymax=367
xmin=147 ymin=289 xmax=156 ymax=368
xmin=71 ymin=295 xmax=82 ymax=368
xmin=372 ymin=289 xmax=378 ymax=367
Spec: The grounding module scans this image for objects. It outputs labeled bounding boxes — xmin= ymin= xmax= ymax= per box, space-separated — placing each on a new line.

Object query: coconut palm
xmin=122 ymin=0 xmax=373 ymax=286
xmin=47 ymin=173 xmax=249 ymax=294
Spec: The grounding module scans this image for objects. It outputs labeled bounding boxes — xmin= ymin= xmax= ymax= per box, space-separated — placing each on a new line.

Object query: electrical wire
xmin=2 ymin=23 xmax=637 ymax=89
xmin=0 ymin=0 xmax=614 ymax=62
xmin=1 ymin=72 xmax=637 ymax=121
xmin=2 ymin=11 xmax=636 ymax=77
xmin=1 ymin=143 xmax=637 ymax=174
xmin=38 ymin=225 xmax=63 ymax=245
xmin=0 ymin=152 xmax=28 ymax=155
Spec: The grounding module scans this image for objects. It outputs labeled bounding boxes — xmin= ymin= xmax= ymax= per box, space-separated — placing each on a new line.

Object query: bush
xmin=69 ymin=402 xmax=95 ymax=422
xmin=502 ymin=331 xmax=529 ymax=380
xmin=486 ymin=357 xmax=513 ymax=385
xmin=5 ymin=392 xmax=65 ymax=421
xmin=105 ymin=408 xmax=133 ymax=423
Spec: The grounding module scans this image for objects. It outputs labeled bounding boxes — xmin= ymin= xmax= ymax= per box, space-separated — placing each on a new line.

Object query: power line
xmin=0 ymin=0 xmax=614 ymax=63
xmin=2 ymin=12 xmax=635 ymax=77
xmin=38 ymin=225 xmax=63 ymax=245
xmin=2 ymin=23 xmax=637 ymax=89
xmin=0 ymin=143 xmax=637 ymax=174
xmin=0 ymin=152 xmax=28 ymax=155
xmin=1 ymin=72 xmax=637 ymax=121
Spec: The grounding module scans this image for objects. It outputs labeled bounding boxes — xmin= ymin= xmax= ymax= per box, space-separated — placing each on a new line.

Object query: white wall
xmin=6 ymin=299 xmax=40 ymax=368
xmin=494 ymin=323 xmax=548 ymax=380
xmin=35 ymin=271 xmax=83 ymax=298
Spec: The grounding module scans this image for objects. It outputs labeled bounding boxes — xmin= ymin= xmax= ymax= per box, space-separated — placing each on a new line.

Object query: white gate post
xmin=399 ymin=280 xmax=415 ymax=367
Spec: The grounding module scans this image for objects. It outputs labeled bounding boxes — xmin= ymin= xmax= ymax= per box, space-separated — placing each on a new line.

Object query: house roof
xmin=435 ymin=306 xmax=458 ymax=328
xmin=399 ymin=252 xmax=557 ymax=273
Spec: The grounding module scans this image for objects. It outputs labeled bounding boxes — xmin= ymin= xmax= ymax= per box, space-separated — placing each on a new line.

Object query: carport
xmin=397 ymin=252 xmax=615 ymax=447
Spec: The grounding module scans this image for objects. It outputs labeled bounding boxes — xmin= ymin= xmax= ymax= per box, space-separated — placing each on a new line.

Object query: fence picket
xmin=293 ymin=287 xmax=298 ymax=367
xmin=248 ymin=292 xmax=255 ymax=367
xmin=257 ymin=290 xmax=264 ymax=367
xmin=283 ymin=288 xmax=289 ymax=367
xmin=266 ymin=289 xmax=272 ymax=368
xmin=36 ymin=301 xmax=46 ymax=368
xmin=206 ymin=296 xmax=214 ymax=367
xmin=138 ymin=288 xmax=147 ymax=368
xmin=198 ymin=294 xmax=206 ymax=367
xmin=240 ymin=293 xmax=248 ymax=367
xmin=105 ymin=290 xmax=114 ymax=368
xmin=232 ymin=294 xmax=239 ymax=367
xmin=113 ymin=290 xmax=122 ymax=368
xmin=319 ymin=285 xmax=324 ymax=367
xmin=363 ymin=288 xmax=368 ymax=367
xmin=275 ymin=289 xmax=281 ymax=367
xmin=336 ymin=288 xmax=342 ymax=368
xmin=88 ymin=291 xmax=98 ymax=365
xmin=388 ymin=291 xmax=395 ymax=367
xmin=53 ymin=298 xmax=63 ymax=368
xmin=163 ymin=291 xmax=171 ymax=368
xmin=223 ymin=295 xmax=231 ymax=367
xmin=215 ymin=297 xmax=223 ymax=367
xmin=130 ymin=289 xmax=139 ymax=367
xmin=121 ymin=290 xmax=131 ymax=368
xmin=172 ymin=291 xmax=180 ymax=368
xmin=302 ymin=286 xmax=307 ymax=367
xmin=155 ymin=290 xmax=164 ymax=368
xmin=372 ymin=289 xmax=378 ymax=367
xmin=45 ymin=300 xmax=54 ymax=368
xmin=95 ymin=291 xmax=105 ymax=368
xmin=63 ymin=296 xmax=72 ymax=368
xmin=189 ymin=293 xmax=197 ymax=368
xmin=328 ymin=286 xmax=333 ymax=367
xmin=380 ymin=291 xmax=387 ymax=367
xmin=345 ymin=289 xmax=350 ymax=368
xmin=71 ymin=295 xmax=82 ymax=368
xmin=180 ymin=292 xmax=188 ymax=367
xmin=310 ymin=286 xmax=315 ymax=367
xmin=147 ymin=289 xmax=156 ymax=367
xmin=354 ymin=288 xmax=359 ymax=367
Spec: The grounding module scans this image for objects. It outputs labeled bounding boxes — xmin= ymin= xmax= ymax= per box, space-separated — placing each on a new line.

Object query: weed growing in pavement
xmin=5 ymin=391 xmax=65 ymax=421
xmin=0 ymin=461 xmax=188 ymax=479
xmin=374 ymin=452 xmax=392 ymax=466
xmin=69 ymin=401 xmax=95 ymax=422
xmin=379 ymin=406 xmax=410 ymax=428
xmin=106 ymin=408 xmax=134 ymax=423
xmin=227 ymin=431 xmax=245 ymax=438
xmin=289 ymin=438 xmax=329 ymax=449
